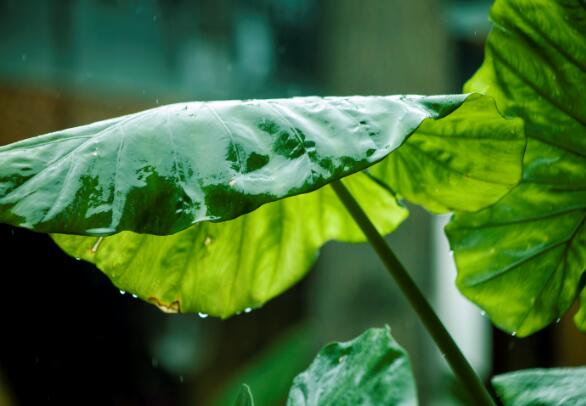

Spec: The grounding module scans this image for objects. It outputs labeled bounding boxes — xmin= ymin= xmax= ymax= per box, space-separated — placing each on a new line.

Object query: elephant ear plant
xmin=0 ymin=0 xmax=584 ymax=404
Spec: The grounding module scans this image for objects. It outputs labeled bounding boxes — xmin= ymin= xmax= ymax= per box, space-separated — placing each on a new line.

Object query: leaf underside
xmin=492 ymin=366 xmax=586 ymax=406
xmin=0 ymin=94 xmax=523 ymax=316
xmin=286 ymin=327 xmax=416 ymax=406
xmin=52 ymin=173 xmax=407 ymax=316
xmin=446 ymin=0 xmax=586 ymax=336
xmin=370 ymin=93 xmax=523 ymax=213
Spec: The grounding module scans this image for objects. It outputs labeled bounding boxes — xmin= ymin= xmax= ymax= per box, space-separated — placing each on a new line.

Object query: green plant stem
xmin=331 ymin=179 xmax=496 ymax=406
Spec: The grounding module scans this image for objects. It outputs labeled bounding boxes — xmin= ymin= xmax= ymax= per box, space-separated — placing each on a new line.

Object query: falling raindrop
xmin=119 ymin=290 xmax=126 ymax=295
xmin=198 ymin=312 xmax=208 ymax=319
xmin=556 ymin=318 xmax=561 ymax=324
xmin=179 ymin=375 xmax=184 ymax=383
xmin=511 ymin=331 xmax=517 ymax=337
xmin=91 ymin=237 xmax=104 ymax=253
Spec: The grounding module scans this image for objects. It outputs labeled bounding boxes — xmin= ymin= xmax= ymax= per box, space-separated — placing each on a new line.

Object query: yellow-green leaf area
xmin=446 ymin=0 xmax=586 ymax=336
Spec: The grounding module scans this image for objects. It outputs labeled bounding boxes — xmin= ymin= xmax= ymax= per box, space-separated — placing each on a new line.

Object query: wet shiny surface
xmin=0 ymin=95 xmax=466 ymax=236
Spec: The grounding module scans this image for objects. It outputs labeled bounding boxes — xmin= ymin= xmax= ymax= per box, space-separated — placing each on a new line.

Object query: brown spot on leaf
xmin=148 ymin=297 xmax=181 ymax=314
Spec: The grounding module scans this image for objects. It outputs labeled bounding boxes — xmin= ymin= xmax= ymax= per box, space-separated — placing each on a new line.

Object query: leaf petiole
xmin=331 ymin=179 xmax=496 ymax=406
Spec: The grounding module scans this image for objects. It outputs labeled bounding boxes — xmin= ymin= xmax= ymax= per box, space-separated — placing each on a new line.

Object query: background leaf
xmin=212 ymin=325 xmax=316 ymax=406
xmin=233 ymin=384 xmax=254 ymax=406
xmin=492 ymin=367 xmax=586 ymax=406
xmin=446 ymin=0 xmax=586 ymax=336
xmin=286 ymin=326 xmax=416 ymax=406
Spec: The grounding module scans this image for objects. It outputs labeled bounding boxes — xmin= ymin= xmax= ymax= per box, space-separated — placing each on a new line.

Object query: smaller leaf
xmin=492 ymin=367 xmax=586 ymax=406
xmin=287 ymin=326 xmax=416 ymax=406
xmin=234 ymin=384 xmax=254 ymax=406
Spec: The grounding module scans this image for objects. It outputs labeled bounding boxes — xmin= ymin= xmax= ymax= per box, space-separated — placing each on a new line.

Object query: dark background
xmin=0 ymin=0 xmax=585 ymax=405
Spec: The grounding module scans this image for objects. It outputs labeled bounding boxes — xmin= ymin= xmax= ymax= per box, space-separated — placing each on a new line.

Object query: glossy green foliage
xmin=446 ymin=0 xmax=586 ymax=336
xmin=370 ymin=94 xmax=524 ymax=213
xmin=0 ymin=95 xmax=466 ymax=236
xmin=0 ymin=94 xmax=523 ymax=316
xmin=233 ymin=384 xmax=254 ymax=406
xmin=287 ymin=327 xmax=416 ymax=406
xmin=492 ymin=367 xmax=586 ymax=406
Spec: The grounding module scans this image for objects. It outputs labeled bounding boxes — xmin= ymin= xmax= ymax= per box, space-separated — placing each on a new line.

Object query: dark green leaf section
xmin=370 ymin=93 xmax=524 ymax=213
xmin=234 ymin=385 xmax=254 ymax=406
xmin=446 ymin=0 xmax=586 ymax=336
xmin=0 ymin=94 xmax=469 ymax=236
xmin=52 ymin=173 xmax=408 ymax=317
xmin=286 ymin=326 xmax=416 ymax=406
xmin=492 ymin=367 xmax=586 ymax=406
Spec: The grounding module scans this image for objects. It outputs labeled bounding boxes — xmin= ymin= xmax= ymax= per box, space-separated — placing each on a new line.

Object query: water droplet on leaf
xmin=198 ymin=312 xmax=208 ymax=318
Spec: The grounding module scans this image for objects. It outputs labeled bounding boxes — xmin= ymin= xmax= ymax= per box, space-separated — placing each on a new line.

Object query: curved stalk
xmin=331 ymin=179 xmax=496 ymax=406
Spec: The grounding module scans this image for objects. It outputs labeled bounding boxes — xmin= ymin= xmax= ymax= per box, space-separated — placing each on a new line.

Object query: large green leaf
xmin=52 ymin=173 xmax=407 ymax=316
xmin=286 ymin=327 xmax=416 ymax=406
xmin=446 ymin=0 xmax=586 ymax=336
xmin=0 ymin=95 xmax=467 ymax=236
xmin=370 ymin=92 xmax=524 ymax=213
xmin=492 ymin=367 xmax=586 ymax=406
xmin=0 ymin=94 xmax=523 ymax=316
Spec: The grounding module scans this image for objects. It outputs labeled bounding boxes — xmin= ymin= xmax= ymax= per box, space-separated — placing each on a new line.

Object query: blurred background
xmin=0 ymin=0 xmax=584 ymax=405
